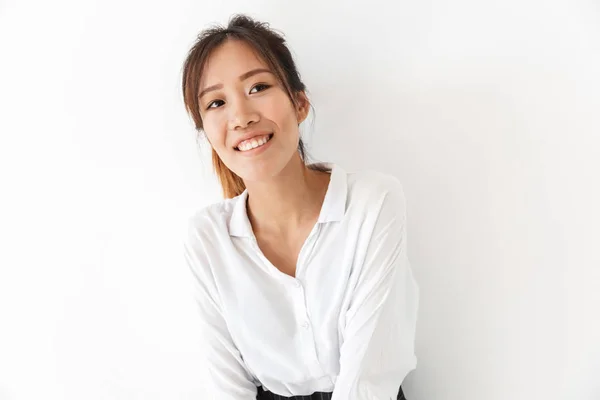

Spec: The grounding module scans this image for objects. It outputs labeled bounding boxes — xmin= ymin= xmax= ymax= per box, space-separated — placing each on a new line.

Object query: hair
xmin=181 ymin=14 xmax=324 ymax=199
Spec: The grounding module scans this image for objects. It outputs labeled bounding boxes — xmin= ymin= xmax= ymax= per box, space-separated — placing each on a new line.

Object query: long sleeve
xmin=184 ymin=218 xmax=258 ymax=400
xmin=332 ymin=180 xmax=419 ymax=400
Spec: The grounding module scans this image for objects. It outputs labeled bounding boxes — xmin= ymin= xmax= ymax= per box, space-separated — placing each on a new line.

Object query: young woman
xmin=181 ymin=14 xmax=419 ymax=400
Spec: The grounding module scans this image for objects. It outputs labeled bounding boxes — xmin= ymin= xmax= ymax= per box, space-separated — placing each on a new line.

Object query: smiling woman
xmin=181 ymin=14 xmax=416 ymax=400
xmin=181 ymin=15 xmax=323 ymax=197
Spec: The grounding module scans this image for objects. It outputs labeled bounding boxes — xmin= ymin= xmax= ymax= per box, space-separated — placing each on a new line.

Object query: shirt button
xmin=302 ymin=321 xmax=310 ymax=329
xmin=294 ymin=280 xmax=301 ymax=288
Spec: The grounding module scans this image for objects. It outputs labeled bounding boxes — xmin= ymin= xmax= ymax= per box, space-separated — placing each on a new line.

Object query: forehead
xmin=200 ymin=39 xmax=269 ymax=86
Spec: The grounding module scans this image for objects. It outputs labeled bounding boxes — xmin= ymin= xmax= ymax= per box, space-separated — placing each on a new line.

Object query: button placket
xmin=291 ymin=282 xmax=324 ymax=376
xmin=291 ymin=281 xmax=307 ymax=322
xmin=294 ymin=223 xmax=321 ymax=278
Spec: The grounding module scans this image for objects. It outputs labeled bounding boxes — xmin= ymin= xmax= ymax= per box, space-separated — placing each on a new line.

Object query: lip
xmin=233 ymin=131 xmax=272 ymax=150
xmin=235 ymin=133 xmax=273 ymax=157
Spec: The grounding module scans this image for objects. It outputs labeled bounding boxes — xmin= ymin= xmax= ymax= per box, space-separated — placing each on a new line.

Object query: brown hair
xmin=181 ymin=14 xmax=320 ymax=199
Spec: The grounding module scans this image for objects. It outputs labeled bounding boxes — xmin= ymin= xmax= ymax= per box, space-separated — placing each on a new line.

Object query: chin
xmin=231 ymin=160 xmax=273 ymax=182
xmin=234 ymin=156 xmax=292 ymax=183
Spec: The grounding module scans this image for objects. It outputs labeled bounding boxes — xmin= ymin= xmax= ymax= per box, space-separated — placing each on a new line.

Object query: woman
xmin=181 ymin=14 xmax=419 ymax=400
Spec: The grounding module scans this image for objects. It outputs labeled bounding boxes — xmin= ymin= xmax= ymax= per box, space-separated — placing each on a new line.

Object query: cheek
xmin=202 ymin=119 xmax=227 ymax=150
xmin=263 ymin=96 xmax=299 ymax=131
xmin=207 ymin=134 xmax=231 ymax=163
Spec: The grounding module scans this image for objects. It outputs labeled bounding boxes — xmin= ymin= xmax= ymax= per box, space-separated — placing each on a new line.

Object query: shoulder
xmin=187 ymin=198 xmax=232 ymax=232
xmin=346 ymin=168 xmax=406 ymax=210
xmin=183 ymin=197 xmax=242 ymax=289
xmin=184 ymin=196 xmax=239 ymax=254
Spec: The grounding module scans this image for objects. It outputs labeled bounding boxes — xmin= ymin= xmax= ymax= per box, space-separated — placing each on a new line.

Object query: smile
xmin=235 ymin=134 xmax=273 ymax=152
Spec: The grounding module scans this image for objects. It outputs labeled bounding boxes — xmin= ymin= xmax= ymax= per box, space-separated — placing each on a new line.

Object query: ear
xmin=295 ymin=91 xmax=310 ymax=125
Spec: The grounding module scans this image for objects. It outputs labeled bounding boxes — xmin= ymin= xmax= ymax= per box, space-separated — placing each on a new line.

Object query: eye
xmin=206 ymin=99 xmax=224 ymax=110
xmin=250 ymin=83 xmax=271 ymax=94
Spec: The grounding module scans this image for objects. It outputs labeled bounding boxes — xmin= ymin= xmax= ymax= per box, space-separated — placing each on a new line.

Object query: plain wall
xmin=0 ymin=0 xmax=598 ymax=399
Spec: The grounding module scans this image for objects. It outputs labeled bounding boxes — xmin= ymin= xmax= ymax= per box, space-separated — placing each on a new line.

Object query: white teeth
xmin=237 ymin=135 xmax=271 ymax=152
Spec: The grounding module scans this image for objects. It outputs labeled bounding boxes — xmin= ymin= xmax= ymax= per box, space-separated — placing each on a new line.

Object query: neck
xmin=244 ymin=154 xmax=330 ymax=236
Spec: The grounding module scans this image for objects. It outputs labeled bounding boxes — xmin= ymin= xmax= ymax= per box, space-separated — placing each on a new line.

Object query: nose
xmin=227 ymin=97 xmax=259 ymax=131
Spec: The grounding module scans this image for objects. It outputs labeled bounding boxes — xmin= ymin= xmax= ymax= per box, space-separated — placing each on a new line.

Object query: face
xmin=198 ymin=39 xmax=309 ymax=182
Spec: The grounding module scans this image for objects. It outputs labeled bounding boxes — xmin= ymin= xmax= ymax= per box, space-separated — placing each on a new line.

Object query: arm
xmin=184 ymin=218 xmax=258 ymax=400
xmin=332 ymin=180 xmax=419 ymax=400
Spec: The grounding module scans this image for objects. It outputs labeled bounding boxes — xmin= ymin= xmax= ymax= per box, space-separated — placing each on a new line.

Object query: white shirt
xmin=183 ymin=162 xmax=419 ymax=399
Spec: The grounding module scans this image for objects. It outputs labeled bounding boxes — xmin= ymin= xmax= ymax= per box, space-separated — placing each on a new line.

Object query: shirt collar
xmin=228 ymin=162 xmax=347 ymax=238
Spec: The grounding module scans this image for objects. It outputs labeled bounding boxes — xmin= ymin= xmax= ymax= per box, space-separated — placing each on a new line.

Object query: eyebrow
xmin=197 ymin=68 xmax=273 ymax=99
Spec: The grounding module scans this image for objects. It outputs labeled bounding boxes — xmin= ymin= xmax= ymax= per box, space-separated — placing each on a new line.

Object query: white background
xmin=1 ymin=0 xmax=599 ymax=399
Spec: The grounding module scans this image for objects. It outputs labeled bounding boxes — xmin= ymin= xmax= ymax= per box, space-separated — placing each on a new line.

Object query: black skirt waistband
xmin=256 ymin=384 xmax=406 ymax=400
